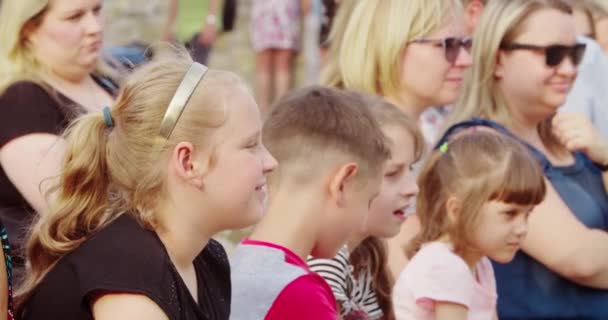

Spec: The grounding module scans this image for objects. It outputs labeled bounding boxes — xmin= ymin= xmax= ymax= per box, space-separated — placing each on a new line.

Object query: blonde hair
xmin=367 ymin=97 xmax=425 ymax=163
xmin=588 ymin=0 xmax=608 ymax=21
xmin=263 ymin=86 xmax=391 ymax=188
xmin=449 ymin=0 xmax=572 ymax=155
xmin=320 ymin=0 xmax=463 ymax=104
xmin=16 ymin=54 xmax=247 ymax=311
xmin=407 ymin=130 xmax=546 ymax=259
xmin=0 ymin=0 xmax=119 ymax=94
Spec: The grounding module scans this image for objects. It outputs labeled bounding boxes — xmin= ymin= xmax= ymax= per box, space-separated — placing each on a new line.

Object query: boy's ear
xmin=328 ymin=163 xmax=359 ymax=207
xmin=445 ymin=196 xmax=463 ymax=225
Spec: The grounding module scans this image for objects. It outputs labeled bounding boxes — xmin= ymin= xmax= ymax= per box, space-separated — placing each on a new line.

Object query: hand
xmin=198 ymin=24 xmax=217 ymax=46
xmin=552 ymin=112 xmax=608 ymax=165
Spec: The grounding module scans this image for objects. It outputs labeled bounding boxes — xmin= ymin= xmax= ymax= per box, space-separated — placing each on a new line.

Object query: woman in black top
xmin=0 ymin=0 xmax=119 ymax=271
xmin=17 ymin=54 xmax=277 ymax=319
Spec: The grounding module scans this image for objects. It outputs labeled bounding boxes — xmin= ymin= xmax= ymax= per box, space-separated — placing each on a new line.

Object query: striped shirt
xmin=308 ymin=247 xmax=383 ymax=319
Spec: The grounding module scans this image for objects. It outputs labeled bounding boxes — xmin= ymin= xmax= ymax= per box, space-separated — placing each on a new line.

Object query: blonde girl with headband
xmin=393 ymin=130 xmax=546 ymax=320
xmin=16 ymin=55 xmax=277 ymax=319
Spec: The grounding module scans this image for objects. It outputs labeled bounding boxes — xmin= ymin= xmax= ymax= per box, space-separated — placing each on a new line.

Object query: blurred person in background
xmin=250 ymin=0 xmax=309 ymax=112
xmin=0 ymin=0 xmax=119 ymax=281
xmin=104 ymin=0 xmax=230 ymax=67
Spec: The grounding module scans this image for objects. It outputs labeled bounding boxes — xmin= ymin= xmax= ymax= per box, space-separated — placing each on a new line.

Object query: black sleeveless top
xmin=21 ymin=214 xmax=231 ymax=320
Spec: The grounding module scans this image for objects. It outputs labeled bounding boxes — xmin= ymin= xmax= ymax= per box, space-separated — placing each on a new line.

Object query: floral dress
xmin=250 ymin=0 xmax=302 ymax=52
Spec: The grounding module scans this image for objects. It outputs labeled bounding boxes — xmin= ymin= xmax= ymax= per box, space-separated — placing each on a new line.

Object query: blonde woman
xmin=17 ymin=55 xmax=276 ymax=319
xmin=322 ymin=0 xmax=473 ymax=279
xmin=0 ymin=0 xmax=119 ymax=270
xmin=441 ymin=0 xmax=608 ymax=319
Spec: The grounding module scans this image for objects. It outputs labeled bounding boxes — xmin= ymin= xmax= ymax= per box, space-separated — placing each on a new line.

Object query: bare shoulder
xmin=91 ymin=293 xmax=169 ymax=320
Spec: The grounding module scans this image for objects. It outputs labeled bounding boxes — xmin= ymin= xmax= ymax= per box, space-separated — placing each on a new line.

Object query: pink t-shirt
xmin=392 ymin=241 xmax=497 ymax=320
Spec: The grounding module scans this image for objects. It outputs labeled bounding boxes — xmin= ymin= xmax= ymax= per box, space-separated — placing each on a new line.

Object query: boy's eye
xmin=385 ymin=170 xmax=399 ymax=177
xmin=66 ymin=13 xmax=82 ymax=21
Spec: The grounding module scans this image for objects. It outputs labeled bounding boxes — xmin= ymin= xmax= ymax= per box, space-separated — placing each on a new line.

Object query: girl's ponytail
xmin=17 ymin=112 xmax=115 ymax=310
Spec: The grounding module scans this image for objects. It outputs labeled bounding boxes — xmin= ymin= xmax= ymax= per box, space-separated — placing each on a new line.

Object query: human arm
xmin=0 ymin=82 xmax=70 ymax=214
xmin=434 ymin=302 xmax=468 ymax=320
xmin=198 ymin=0 xmax=222 ymax=45
xmin=553 ymin=112 xmax=608 ymax=185
xmin=0 ymin=135 xmax=65 ymax=214
xmin=521 ymin=178 xmax=608 ymax=288
xmin=92 ymin=294 xmax=169 ymax=320
xmin=163 ymin=0 xmax=179 ymax=41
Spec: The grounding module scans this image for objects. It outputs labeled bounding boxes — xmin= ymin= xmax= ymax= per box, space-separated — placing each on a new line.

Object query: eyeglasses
xmin=500 ymin=43 xmax=587 ymax=67
xmin=411 ymin=37 xmax=473 ymax=64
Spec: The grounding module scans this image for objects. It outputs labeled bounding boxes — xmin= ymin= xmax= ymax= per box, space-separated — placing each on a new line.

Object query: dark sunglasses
xmin=500 ymin=43 xmax=587 ymax=67
xmin=411 ymin=37 xmax=473 ymax=64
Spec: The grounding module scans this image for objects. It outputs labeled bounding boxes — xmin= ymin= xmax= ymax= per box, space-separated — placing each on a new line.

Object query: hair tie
xmin=102 ymin=106 xmax=114 ymax=128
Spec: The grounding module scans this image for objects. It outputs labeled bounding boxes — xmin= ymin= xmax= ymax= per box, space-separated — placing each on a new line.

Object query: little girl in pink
xmin=393 ymin=130 xmax=547 ymax=320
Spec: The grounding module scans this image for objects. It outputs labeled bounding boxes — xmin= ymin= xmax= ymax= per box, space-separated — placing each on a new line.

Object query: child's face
xmin=470 ymin=200 xmax=533 ymax=263
xmin=198 ymin=88 xmax=277 ymax=229
xmin=364 ymin=126 xmax=419 ymax=238
xmin=313 ymin=168 xmax=383 ymax=258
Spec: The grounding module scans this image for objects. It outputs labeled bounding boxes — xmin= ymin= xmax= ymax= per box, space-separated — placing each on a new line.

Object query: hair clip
xmin=439 ymin=141 xmax=449 ymax=154
xmin=102 ymin=106 xmax=114 ymax=128
xmin=159 ymin=62 xmax=209 ymax=138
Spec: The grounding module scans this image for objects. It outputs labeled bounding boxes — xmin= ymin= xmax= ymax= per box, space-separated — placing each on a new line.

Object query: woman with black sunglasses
xmin=443 ymin=0 xmax=608 ymax=319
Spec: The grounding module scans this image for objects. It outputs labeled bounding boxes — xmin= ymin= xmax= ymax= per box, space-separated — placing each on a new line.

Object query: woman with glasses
xmin=317 ymin=0 xmax=473 ymax=312
xmin=322 ymin=0 xmax=471 ymax=125
xmin=441 ymin=0 xmax=608 ymax=319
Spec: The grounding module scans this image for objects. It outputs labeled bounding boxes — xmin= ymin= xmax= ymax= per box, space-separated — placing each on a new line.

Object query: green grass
xmin=176 ymin=0 xmax=210 ymax=41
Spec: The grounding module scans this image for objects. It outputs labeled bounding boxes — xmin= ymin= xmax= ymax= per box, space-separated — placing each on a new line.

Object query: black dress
xmin=20 ymin=214 xmax=231 ymax=320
